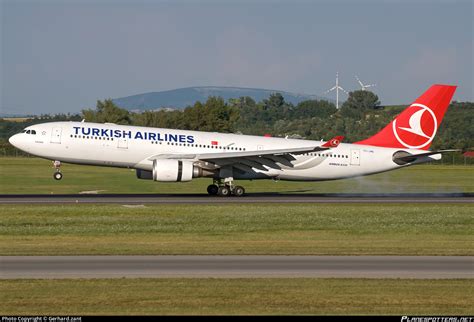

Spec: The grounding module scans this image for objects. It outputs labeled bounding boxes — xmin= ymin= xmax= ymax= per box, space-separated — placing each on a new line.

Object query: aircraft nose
xmin=8 ymin=134 xmax=19 ymax=148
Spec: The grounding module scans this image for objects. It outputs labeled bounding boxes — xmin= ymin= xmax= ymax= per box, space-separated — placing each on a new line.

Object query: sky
xmin=1 ymin=0 xmax=473 ymax=115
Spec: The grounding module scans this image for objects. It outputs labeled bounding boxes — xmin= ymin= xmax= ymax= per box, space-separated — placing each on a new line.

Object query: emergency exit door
xmin=117 ymin=138 xmax=128 ymax=149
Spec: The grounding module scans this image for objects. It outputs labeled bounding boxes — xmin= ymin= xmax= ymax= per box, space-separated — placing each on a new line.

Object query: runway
xmin=1 ymin=256 xmax=472 ymax=279
xmin=0 ymin=193 xmax=472 ymax=204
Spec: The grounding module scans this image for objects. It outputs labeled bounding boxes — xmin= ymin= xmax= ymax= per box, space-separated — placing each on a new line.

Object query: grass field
xmin=1 ymin=203 xmax=472 ymax=255
xmin=1 ymin=278 xmax=472 ymax=315
xmin=0 ymin=157 xmax=472 ymax=194
xmin=1 ymin=158 xmax=472 ymax=316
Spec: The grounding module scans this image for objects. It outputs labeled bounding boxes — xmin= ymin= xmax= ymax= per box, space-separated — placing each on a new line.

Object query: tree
xmin=82 ymin=99 xmax=131 ymax=124
xmin=340 ymin=90 xmax=380 ymax=118
xmin=201 ymin=96 xmax=239 ymax=133
xmin=293 ymin=100 xmax=337 ymax=119
xmin=261 ymin=93 xmax=292 ymax=123
xmin=263 ymin=93 xmax=285 ymax=110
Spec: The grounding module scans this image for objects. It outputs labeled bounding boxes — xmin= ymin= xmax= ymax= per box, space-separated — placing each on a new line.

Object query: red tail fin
xmin=356 ymin=84 xmax=456 ymax=150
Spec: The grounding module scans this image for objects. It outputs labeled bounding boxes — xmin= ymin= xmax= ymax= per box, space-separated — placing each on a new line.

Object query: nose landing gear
xmin=52 ymin=160 xmax=63 ymax=180
xmin=53 ymin=172 xmax=63 ymax=180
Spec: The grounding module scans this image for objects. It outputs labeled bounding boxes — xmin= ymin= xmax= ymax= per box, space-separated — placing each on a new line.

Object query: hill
xmin=113 ymin=86 xmax=329 ymax=110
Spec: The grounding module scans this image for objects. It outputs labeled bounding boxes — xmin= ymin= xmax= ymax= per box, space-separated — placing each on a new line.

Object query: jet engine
xmin=136 ymin=169 xmax=153 ymax=180
xmin=152 ymin=159 xmax=203 ymax=182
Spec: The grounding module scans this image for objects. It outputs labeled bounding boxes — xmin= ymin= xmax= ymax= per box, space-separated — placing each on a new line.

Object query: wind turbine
xmin=324 ymin=72 xmax=348 ymax=109
xmin=355 ymin=76 xmax=376 ymax=91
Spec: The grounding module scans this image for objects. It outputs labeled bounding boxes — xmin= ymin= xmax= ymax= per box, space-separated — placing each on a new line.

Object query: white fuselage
xmin=9 ymin=121 xmax=439 ymax=181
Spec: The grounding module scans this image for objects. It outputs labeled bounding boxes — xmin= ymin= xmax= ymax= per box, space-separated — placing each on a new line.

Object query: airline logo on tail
xmin=355 ymin=84 xmax=456 ymax=150
xmin=393 ymin=103 xmax=437 ymax=149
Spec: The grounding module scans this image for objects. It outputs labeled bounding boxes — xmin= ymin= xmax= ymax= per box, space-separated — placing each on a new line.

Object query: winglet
xmin=322 ymin=136 xmax=344 ymax=148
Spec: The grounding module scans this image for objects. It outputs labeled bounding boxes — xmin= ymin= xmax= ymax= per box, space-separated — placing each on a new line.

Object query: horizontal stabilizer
xmin=392 ymin=149 xmax=460 ymax=165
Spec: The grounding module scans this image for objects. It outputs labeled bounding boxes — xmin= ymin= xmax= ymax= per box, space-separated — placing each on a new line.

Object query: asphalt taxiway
xmin=1 ymin=256 xmax=472 ymax=279
xmin=0 ymin=193 xmax=472 ymax=204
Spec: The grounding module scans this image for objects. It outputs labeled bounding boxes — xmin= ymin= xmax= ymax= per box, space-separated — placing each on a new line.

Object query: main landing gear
xmin=207 ymin=178 xmax=245 ymax=197
xmin=52 ymin=160 xmax=63 ymax=180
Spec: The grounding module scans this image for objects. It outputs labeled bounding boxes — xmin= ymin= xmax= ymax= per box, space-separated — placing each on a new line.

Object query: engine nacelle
xmin=152 ymin=159 xmax=202 ymax=182
xmin=136 ymin=169 xmax=153 ymax=180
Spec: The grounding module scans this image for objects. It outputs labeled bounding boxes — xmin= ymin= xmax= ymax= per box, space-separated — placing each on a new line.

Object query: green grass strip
xmin=1 ymin=204 xmax=472 ymax=255
xmin=1 ymin=278 xmax=472 ymax=315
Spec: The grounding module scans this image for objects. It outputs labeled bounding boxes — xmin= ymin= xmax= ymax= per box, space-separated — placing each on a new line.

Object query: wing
xmin=148 ymin=136 xmax=344 ymax=173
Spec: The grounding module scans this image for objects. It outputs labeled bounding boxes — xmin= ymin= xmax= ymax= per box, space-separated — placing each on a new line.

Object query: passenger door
xmin=50 ymin=127 xmax=62 ymax=144
xmin=350 ymin=149 xmax=360 ymax=166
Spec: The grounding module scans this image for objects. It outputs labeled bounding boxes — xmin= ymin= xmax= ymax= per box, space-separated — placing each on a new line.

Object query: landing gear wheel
xmin=233 ymin=186 xmax=245 ymax=197
xmin=217 ymin=186 xmax=231 ymax=197
xmin=53 ymin=172 xmax=63 ymax=181
xmin=207 ymin=184 xmax=219 ymax=195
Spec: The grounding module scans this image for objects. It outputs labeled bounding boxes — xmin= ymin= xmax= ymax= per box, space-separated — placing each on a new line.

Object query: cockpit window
xmin=26 ymin=130 xmax=30 ymax=134
xmin=31 ymin=130 xmax=36 ymax=135
xmin=21 ymin=130 xmax=27 ymax=133
xmin=22 ymin=129 xmax=36 ymax=135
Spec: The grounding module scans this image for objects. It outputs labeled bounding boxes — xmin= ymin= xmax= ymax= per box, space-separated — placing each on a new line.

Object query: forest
xmin=1 ymin=90 xmax=472 ymax=161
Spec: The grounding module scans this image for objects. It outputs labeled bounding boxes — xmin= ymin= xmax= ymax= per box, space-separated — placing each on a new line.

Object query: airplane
xmin=8 ymin=84 xmax=458 ymax=197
